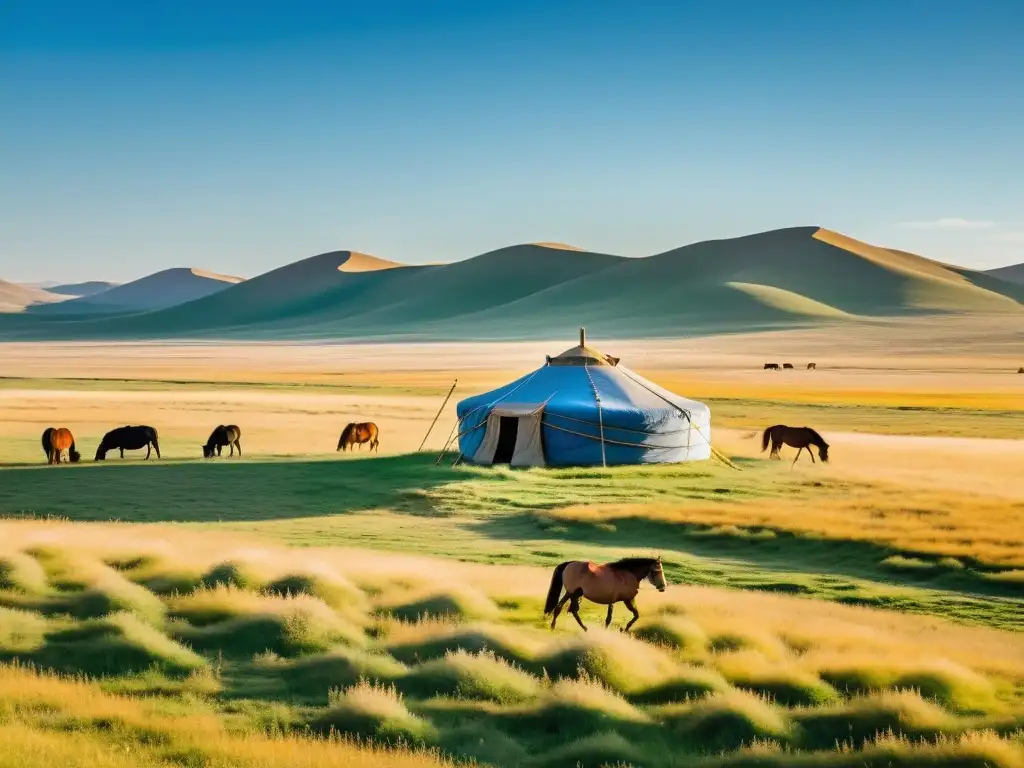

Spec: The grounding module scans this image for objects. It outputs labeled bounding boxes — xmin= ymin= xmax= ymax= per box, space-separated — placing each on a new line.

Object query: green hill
xmin=986 ymin=262 xmax=1024 ymax=285
xmin=1 ymin=229 xmax=1020 ymax=341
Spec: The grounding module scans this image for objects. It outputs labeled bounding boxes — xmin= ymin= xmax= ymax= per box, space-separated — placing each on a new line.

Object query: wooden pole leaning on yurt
xmin=420 ymin=379 xmax=458 ymax=452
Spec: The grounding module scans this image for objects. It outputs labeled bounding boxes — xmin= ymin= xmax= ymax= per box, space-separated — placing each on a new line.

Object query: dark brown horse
xmin=95 ymin=426 xmax=161 ymax=461
xmin=761 ymin=424 xmax=829 ymax=465
xmin=782 ymin=363 xmax=795 ymax=369
xmin=203 ymin=425 xmax=242 ymax=458
xmin=41 ymin=427 xmax=80 ymax=465
xmin=337 ymin=422 xmax=380 ymax=453
xmin=764 ymin=363 xmax=780 ymax=370
xmin=544 ymin=557 xmax=666 ymax=632
xmin=807 ymin=362 xmax=817 ymax=370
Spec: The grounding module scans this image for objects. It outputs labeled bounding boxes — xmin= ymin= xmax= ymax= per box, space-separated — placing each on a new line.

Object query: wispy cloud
xmin=901 ymin=217 xmax=996 ymax=230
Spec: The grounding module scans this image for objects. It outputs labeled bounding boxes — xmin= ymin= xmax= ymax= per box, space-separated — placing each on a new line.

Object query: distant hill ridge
xmin=30 ymin=267 xmax=244 ymax=316
xmin=986 ymin=262 xmax=1024 ymax=285
xmin=1 ymin=227 xmax=1020 ymax=340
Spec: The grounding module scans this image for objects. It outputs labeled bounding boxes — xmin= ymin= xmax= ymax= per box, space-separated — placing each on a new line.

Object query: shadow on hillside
xmin=0 ymin=453 xmax=456 ymax=523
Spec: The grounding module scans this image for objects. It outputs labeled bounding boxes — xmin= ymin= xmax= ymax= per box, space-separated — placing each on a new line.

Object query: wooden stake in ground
xmin=419 ymin=379 xmax=457 ymax=452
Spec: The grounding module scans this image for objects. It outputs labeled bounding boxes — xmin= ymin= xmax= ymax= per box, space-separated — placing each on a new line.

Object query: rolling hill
xmin=30 ymin=268 xmax=244 ymax=315
xmin=1 ymin=228 xmax=1020 ymax=341
xmin=987 ymin=262 xmax=1024 ymax=285
xmin=47 ymin=280 xmax=120 ymax=297
xmin=0 ymin=280 xmax=65 ymax=312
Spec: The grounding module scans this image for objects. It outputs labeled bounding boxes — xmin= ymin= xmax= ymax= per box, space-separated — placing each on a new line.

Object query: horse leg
xmin=791 ymin=447 xmax=802 ymax=466
xmin=235 ymin=440 xmax=242 ymax=457
xmin=120 ymin=448 xmax=124 ymax=459
xmin=549 ymin=593 xmax=571 ymax=630
xmin=605 ymin=604 xmax=614 ymax=629
xmin=623 ymin=598 xmax=641 ymax=632
xmin=568 ymin=589 xmax=587 ymax=632
xmin=809 ymin=449 xmax=816 ymax=464
xmin=145 ymin=444 xmax=151 ymax=460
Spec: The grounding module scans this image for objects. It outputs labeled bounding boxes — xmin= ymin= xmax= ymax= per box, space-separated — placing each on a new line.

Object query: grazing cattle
xmin=782 ymin=363 xmax=795 ymax=369
xmin=807 ymin=362 xmax=817 ymax=370
xmin=337 ymin=422 xmax=380 ymax=453
xmin=95 ymin=426 xmax=161 ymax=461
xmin=764 ymin=363 xmax=780 ymax=370
xmin=41 ymin=427 xmax=80 ymax=465
xmin=545 ymin=557 xmax=667 ymax=632
xmin=761 ymin=424 xmax=829 ymax=465
xmin=203 ymin=425 xmax=242 ymax=458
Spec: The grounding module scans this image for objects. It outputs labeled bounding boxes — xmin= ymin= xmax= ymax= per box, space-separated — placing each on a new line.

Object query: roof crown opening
xmin=547 ymin=327 xmax=620 ymax=366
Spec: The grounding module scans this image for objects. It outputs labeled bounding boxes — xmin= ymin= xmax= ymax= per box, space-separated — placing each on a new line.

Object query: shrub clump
xmin=201 ymin=560 xmax=270 ymax=590
xmin=0 ymin=606 xmax=49 ymax=655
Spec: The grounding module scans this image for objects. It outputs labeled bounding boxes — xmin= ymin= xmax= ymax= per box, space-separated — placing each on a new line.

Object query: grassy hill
xmin=29 ymin=268 xmax=243 ymax=316
xmin=2 ymin=229 xmax=1020 ymax=340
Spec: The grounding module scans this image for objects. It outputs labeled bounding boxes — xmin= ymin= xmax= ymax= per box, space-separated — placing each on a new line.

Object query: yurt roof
xmin=547 ymin=328 xmax=620 ymax=367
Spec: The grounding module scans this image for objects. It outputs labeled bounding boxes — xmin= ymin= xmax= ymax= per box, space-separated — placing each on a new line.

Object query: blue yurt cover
xmin=455 ymin=332 xmax=711 ymax=467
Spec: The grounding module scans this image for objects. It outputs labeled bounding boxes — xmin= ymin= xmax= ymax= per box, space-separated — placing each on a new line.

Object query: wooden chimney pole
xmin=580 ymin=327 xmax=586 ymax=347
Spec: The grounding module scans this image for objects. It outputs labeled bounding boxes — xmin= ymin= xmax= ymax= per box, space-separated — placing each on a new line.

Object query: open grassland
xmin=0 ymin=333 xmax=1022 ymax=766
xmin=0 ymin=528 xmax=1022 ymax=768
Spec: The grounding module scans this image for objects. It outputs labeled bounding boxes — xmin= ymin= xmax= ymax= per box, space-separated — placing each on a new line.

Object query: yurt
xmin=455 ymin=330 xmax=711 ymax=467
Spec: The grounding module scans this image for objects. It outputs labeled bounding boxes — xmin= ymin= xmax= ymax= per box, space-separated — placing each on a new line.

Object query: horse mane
xmin=608 ymin=557 xmax=658 ymax=576
xmin=804 ymin=427 xmax=828 ymax=446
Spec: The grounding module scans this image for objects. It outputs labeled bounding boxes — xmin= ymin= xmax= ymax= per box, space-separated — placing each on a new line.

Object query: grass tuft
xmin=0 ymin=552 xmax=48 ymax=594
xmin=537 ymin=629 xmax=680 ymax=693
xmin=382 ymin=587 xmax=498 ymax=623
xmin=635 ymin=615 xmax=710 ymax=655
xmin=715 ymin=651 xmax=839 ymax=706
xmin=274 ymin=647 xmax=407 ymax=702
xmin=308 ymin=681 xmax=435 ymax=745
xmin=658 ymin=689 xmax=791 ymax=752
xmin=201 ymin=560 xmax=270 ymax=590
xmin=26 ymin=612 xmax=206 ymax=676
xmin=172 ymin=594 xmax=363 ymax=657
xmin=398 ymin=650 xmax=540 ymax=704
xmin=265 ymin=569 xmax=367 ymax=613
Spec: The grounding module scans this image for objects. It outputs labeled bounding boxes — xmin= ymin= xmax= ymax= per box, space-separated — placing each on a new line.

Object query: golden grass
xmin=0 ymin=664 xmax=452 ymax=768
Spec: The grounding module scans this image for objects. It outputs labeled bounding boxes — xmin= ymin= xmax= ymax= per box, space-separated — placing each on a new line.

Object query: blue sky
xmin=2 ymin=0 xmax=1022 ymax=282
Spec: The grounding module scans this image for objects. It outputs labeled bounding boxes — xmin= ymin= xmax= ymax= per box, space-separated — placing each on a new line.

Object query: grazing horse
xmin=761 ymin=424 xmax=829 ymax=465
xmin=1018 ymin=367 xmax=1023 ymax=374
xmin=95 ymin=426 xmax=161 ymax=461
xmin=41 ymin=427 xmax=80 ymax=465
xmin=203 ymin=425 xmax=242 ymax=458
xmin=807 ymin=362 xmax=817 ymax=370
xmin=544 ymin=557 xmax=666 ymax=632
xmin=764 ymin=363 xmax=780 ymax=370
xmin=782 ymin=363 xmax=795 ymax=369
xmin=337 ymin=422 xmax=380 ymax=453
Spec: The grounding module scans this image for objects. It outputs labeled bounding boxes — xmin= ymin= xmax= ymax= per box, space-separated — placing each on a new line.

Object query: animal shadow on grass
xmin=0 ymin=453 xmax=456 ymax=523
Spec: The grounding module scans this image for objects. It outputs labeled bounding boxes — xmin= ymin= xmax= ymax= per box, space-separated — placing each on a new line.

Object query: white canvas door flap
xmin=511 ymin=410 xmax=546 ymax=467
xmin=472 ymin=412 xmax=504 ymax=465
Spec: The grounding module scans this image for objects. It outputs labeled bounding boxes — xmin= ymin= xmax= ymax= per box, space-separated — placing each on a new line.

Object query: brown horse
xmin=41 ymin=427 xmax=80 ymax=465
xmin=203 ymin=425 xmax=242 ymax=458
xmin=764 ymin=363 xmax=780 ymax=370
xmin=544 ymin=557 xmax=666 ymax=632
xmin=761 ymin=424 xmax=829 ymax=465
xmin=782 ymin=363 xmax=795 ymax=369
xmin=807 ymin=362 xmax=817 ymax=370
xmin=337 ymin=422 xmax=380 ymax=453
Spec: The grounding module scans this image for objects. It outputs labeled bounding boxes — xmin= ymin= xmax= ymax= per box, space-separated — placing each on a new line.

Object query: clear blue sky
xmin=2 ymin=0 xmax=1022 ymax=282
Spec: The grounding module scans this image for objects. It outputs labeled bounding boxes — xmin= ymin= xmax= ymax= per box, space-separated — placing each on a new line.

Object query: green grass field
xmin=1 ymin=364 xmax=1022 ymax=767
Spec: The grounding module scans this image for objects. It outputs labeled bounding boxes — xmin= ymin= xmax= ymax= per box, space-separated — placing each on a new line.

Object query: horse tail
xmin=544 ymin=562 xmax=571 ymax=615
xmin=149 ymin=428 xmax=161 ymax=458
xmin=760 ymin=427 xmax=772 ymax=453
xmin=41 ymin=428 xmax=54 ymax=459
